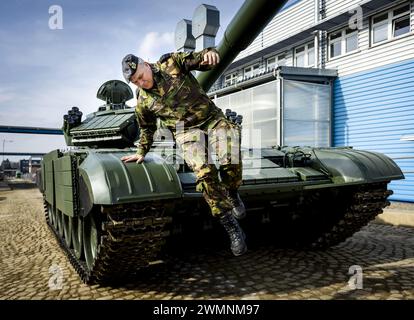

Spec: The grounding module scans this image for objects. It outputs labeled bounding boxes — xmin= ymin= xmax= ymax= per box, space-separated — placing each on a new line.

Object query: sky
xmin=0 ymin=0 xmax=246 ymax=161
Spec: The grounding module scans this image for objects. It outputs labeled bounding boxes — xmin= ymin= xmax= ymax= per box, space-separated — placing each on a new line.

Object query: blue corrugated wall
xmin=333 ymin=59 xmax=414 ymax=202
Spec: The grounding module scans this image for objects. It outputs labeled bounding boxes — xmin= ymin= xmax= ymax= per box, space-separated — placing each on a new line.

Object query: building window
xmin=308 ymin=43 xmax=315 ymax=66
xmin=329 ymin=28 xmax=358 ymax=59
xmin=345 ymin=28 xmax=358 ymax=52
xmin=330 ymin=31 xmax=342 ymax=58
xmin=372 ymin=3 xmax=411 ymax=45
xmin=267 ymin=53 xmax=286 ymax=71
xmin=267 ymin=57 xmax=276 ymax=71
xmin=244 ymin=63 xmax=260 ymax=79
xmin=294 ymin=43 xmax=315 ymax=67
xmin=277 ymin=53 xmax=286 ymax=66
xmin=394 ymin=15 xmax=410 ymax=37
xmin=295 ymin=47 xmax=305 ymax=67
xmin=224 ymin=72 xmax=238 ymax=86
xmin=373 ymin=13 xmax=389 ymax=43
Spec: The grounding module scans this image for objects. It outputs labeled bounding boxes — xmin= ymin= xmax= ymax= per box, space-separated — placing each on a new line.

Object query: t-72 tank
xmin=38 ymin=0 xmax=404 ymax=284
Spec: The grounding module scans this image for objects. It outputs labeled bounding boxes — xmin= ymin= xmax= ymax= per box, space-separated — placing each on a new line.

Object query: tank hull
xmin=39 ymin=146 xmax=402 ymax=283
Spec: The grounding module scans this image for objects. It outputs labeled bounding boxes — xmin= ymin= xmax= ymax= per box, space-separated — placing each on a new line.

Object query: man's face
xmin=130 ymin=62 xmax=154 ymax=90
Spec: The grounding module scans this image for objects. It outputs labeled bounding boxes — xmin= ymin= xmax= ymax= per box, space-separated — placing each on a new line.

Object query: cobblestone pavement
xmin=1 ymin=185 xmax=413 ymax=300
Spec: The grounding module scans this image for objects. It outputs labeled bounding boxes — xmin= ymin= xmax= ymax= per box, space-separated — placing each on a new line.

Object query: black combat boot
xmin=219 ymin=211 xmax=247 ymax=256
xmin=228 ymin=190 xmax=246 ymax=220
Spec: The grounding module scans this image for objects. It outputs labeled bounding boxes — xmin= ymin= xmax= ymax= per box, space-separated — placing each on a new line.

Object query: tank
xmin=38 ymin=0 xmax=404 ymax=284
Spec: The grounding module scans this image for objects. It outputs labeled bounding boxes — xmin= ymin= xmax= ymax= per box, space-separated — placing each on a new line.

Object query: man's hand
xmin=201 ymin=51 xmax=220 ymax=66
xmin=121 ymin=154 xmax=145 ymax=164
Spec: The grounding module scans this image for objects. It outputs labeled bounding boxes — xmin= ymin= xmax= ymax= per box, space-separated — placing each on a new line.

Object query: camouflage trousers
xmin=175 ymin=115 xmax=243 ymax=217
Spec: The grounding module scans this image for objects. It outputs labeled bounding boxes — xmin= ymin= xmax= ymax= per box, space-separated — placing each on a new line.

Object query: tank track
xmin=42 ymin=182 xmax=393 ymax=282
xmin=306 ymin=182 xmax=392 ymax=249
xmin=44 ymin=201 xmax=172 ymax=284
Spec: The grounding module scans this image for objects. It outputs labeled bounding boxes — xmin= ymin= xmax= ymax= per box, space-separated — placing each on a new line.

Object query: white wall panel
xmin=235 ymin=0 xmax=315 ymax=61
xmin=325 ymin=0 xmax=365 ymax=18
xmin=326 ymin=32 xmax=414 ymax=76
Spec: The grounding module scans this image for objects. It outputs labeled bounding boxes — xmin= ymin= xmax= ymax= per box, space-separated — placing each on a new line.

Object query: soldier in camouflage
xmin=121 ymin=48 xmax=247 ymax=256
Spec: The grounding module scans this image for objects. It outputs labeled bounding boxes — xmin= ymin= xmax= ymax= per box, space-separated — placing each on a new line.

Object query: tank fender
xmin=78 ymin=151 xmax=182 ymax=211
xmin=311 ymin=148 xmax=404 ymax=184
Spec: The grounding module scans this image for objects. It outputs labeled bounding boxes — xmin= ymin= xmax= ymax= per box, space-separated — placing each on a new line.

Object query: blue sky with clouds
xmin=0 ymin=0 xmax=248 ymax=160
xmin=0 ymin=0 xmax=295 ymax=161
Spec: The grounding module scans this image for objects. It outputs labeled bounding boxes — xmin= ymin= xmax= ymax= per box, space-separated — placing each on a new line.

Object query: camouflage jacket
xmin=135 ymin=47 xmax=222 ymax=157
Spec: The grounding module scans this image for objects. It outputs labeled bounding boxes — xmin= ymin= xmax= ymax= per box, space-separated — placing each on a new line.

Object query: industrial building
xmin=19 ymin=158 xmax=41 ymax=174
xmin=177 ymin=0 xmax=414 ymax=202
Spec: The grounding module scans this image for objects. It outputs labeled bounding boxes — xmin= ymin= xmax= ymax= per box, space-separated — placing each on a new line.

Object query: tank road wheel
xmin=47 ymin=205 xmax=55 ymax=226
xmin=62 ymin=214 xmax=73 ymax=248
xmin=51 ymin=206 xmax=58 ymax=229
xmin=56 ymin=210 xmax=64 ymax=238
xmin=72 ymin=217 xmax=83 ymax=259
xmin=83 ymin=213 xmax=99 ymax=271
xmin=45 ymin=200 xmax=172 ymax=284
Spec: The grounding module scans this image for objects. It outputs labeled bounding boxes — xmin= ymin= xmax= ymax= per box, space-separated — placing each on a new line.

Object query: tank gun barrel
xmin=197 ymin=0 xmax=289 ymax=91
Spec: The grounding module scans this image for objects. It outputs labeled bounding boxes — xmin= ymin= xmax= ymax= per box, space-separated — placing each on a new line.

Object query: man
xmin=121 ymin=48 xmax=247 ymax=256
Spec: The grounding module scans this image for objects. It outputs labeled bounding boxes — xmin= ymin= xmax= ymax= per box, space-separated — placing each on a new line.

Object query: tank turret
xmin=62 ymin=80 xmax=138 ymax=148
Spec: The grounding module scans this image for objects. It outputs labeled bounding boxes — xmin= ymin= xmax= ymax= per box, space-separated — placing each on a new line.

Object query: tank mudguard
xmin=78 ymin=151 xmax=182 ymax=206
xmin=311 ymin=148 xmax=404 ymax=184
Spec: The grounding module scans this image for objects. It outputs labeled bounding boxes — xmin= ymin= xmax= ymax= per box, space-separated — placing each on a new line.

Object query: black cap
xmin=122 ymin=54 xmax=143 ymax=83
